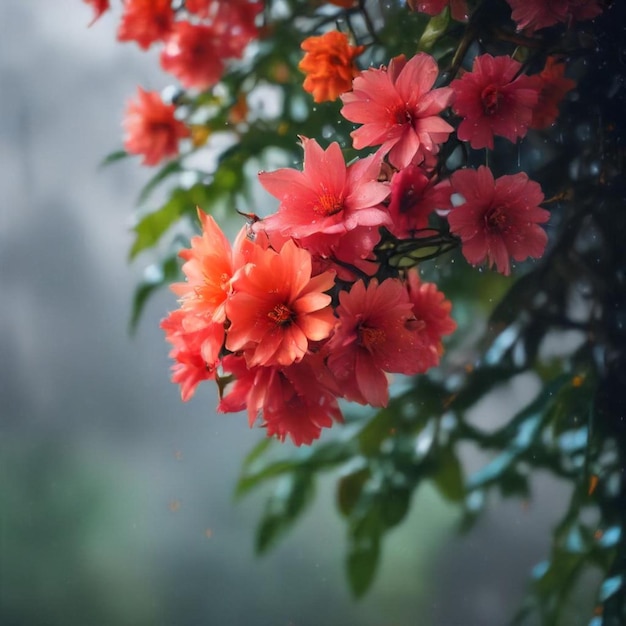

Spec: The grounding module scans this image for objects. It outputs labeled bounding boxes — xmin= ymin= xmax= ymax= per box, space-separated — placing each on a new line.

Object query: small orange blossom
xmin=298 ymin=31 xmax=364 ymax=103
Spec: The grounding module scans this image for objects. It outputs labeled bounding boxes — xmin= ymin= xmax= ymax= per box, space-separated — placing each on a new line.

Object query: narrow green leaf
xmin=431 ymin=447 xmax=464 ymax=502
xmin=255 ymin=472 xmax=315 ymax=554
xmin=241 ymin=438 xmax=273 ymax=470
xmin=347 ymin=537 xmax=380 ymax=598
xmin=358 ymin=407 xmax=395 ymax=457
xmin=137 ymin=160 xmax=184 ymax=205
xmin=129 ymin=189 xmax=190 ymax=259
xmin=380 ymin=487 xmax=411 ymax=528
xmin=307 ymin=440 xmax=355 ymax=466
xmin=337 ymin=467 xmax=370 ymax=517
xmin=235 ymin=459 xmax=299 ymax=497
xmin=418 ymin=10 xmax=450 ymax=51
xmin=130 ymin=256 xmax=180 ymax=332
xmin=99 ymin=149 xmax=129 ymax=167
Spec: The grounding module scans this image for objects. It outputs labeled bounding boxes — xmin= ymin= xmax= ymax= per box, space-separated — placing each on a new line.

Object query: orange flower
xmin=299 ymin=31 xmax=365 ymax=103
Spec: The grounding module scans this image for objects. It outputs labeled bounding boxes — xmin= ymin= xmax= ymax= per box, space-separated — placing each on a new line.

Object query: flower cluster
xmin=85 ymin=0 xmax=264 ymax=165
xmin=505 ymin=0 xmax=603 ymax=33
xmin=160 ymin=26 xmax=591 ymax=442
xmin=163 ymin=198 xmax=456 ymax=444
xmin=81 ymin=0 xmax=603 ymax=444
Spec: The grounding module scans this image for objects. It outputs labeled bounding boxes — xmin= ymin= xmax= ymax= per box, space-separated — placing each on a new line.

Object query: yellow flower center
xmin=359 ymin=326 xmax=386 ymax=350
xmin=313 ymin=192 xmax=344 ymax=216
xmin=268 ymin=303 xmax=294 ymax=326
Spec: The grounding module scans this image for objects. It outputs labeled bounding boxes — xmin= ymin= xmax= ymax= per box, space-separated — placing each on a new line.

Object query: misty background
xmin=0 ymin=2 xmax=570 ymax=624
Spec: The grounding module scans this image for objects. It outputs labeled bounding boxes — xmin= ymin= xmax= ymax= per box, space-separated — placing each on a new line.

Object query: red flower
xmin=263 ymin=356 xmax=342 ymax=445
xmin=226 ymin=240 xmax=337 ymax=368
xmin=299 ymin=31 xmax=365 ymax=103
xmin=117 ymin=0 xmax=174 ymax=49
xmin=186 ymin=1 xmax=263 ymax=56
xmin=123 ymin=87 xmax=190 ymax=166
xmin=218 ymin=354 xmax=342 ymax=446
xmin=405 ymin=270 xmax=456 ymax=367
xmin=160 ymin=22 xmax=227 ymax=90
xmin=530 ymin=57 xmax=576 ymax=129
xmin=408 ymin=0 xmax=469 ymax=22
xmin=83 ymin=0 xmax=109 ymax=26
xmin=448 ymin=166 xmax=550 ymax=275
xmin=506 ymin=0 xmax=603 ymax=34
xmin=451 ymin=54 xmax=541 ymax=150
xmin=257 ymin=137 xmax=390 ymax=241
xmin=161 ymin=310 xmax=216 ymax=402
xmin=341 ymin=53 xmax=454 ymax=169
xmin=326 ymin=278 xmax=428 ymax=407
xmin=387 ymin=165 xmax=451 ymax=238
xmin=307 ymin=226 xmax=383 ymax=281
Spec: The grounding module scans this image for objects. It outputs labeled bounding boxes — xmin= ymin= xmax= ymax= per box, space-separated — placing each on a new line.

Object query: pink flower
xmin=160 ymin=22 xmax=227 ymax=90
xmin=340 ymin=53 xmax=454 ymax=169
xmin=123 ymin=87 xmax=190 ymax=166
xmin=305 ymin=226 xmax=383 ymax=281
xmin=117 ymin=0 xmax=174 ymax=49
xmin=506 ymin=0 xmax=603 ymax=33
xmin=218 ymin=354 xmax=342 ymax=446
xmin=257 ymin=137 xmax=390 ymax=240
xmin=408 ymin=0 xmax=469 ymax=22
xmin=387 ymin=165 xmax=451 ymax=238
xmin=448 ymin=166 xmax=550 ymax=275
xmin=451 ymin=54 xmax=541 ymax=150
xmin=83 ymin=0 xmax=109 ymax=26
xmin=405 ymin=270 xmax=456 ymax=367
xmin=263 ymin=357 xmax=342 ymax=445
xmin=226 ymin=240 xmax=337 ymax=367
xmin=530 ymin=57 xmax=576 ymax=130
xmin=161 ymin=310 xmax=216 ymax=401
xmin=326 ymin=278 xmax=427 ymax=407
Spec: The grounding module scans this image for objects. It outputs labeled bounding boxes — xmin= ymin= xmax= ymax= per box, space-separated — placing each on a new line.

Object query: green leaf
xmin=241 ymin=438 xmax=274 ymax=471
xmin=236 ymin=438 xmax=354 ymax=498
xmin=137 ymin=160 xmax=184 ymax=205
xmin=130 ymin=183 xmax=211 ymax=259
xmin=255 ymin=472 xmax=315 ymax=554
xmin=347 ymin=537 xmax=380 ymax=598
xmin=380 ymin=487 xmax=411 ymax=528
xmin=418 ymin=10 xmax=450 ymax=51
xmin=358 ymin=407 xmax=396 ymax=457
xmin=99 ymin=149 xmax=129 ymax=167
xmin=306 ymin=439 xmax=355 ymax=466
xmin=129 ymin=187 xmax=197 ymax=259
xmin=235 ymin=458 xmax=299 ymax=498
xmin=431 ymin=447 xmax=464 ymax=502
xmin=337 ymin=467 xmax=370 ymax=518
xmin=130 ymin=255 xmax=180 ymax=332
